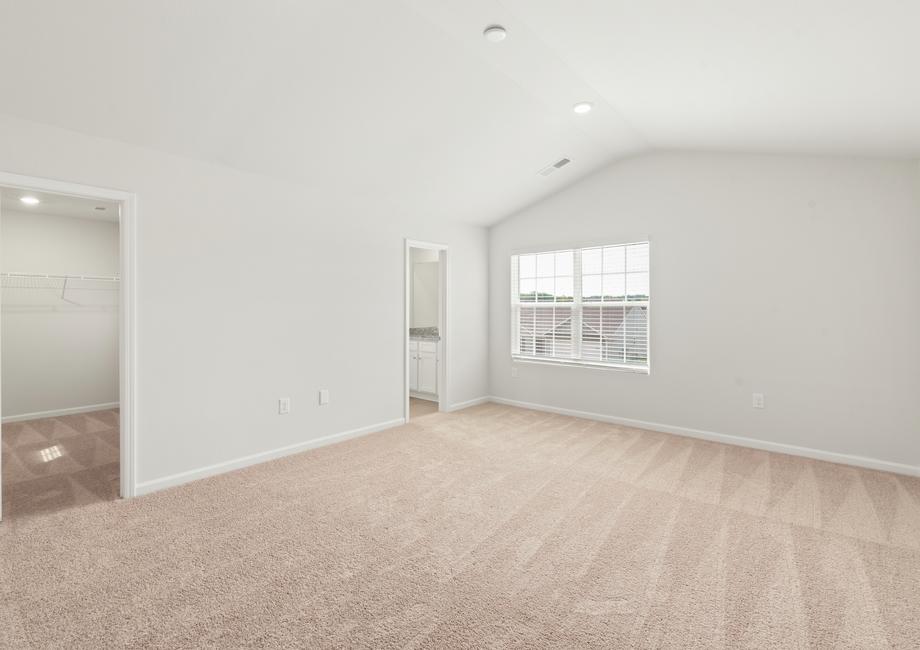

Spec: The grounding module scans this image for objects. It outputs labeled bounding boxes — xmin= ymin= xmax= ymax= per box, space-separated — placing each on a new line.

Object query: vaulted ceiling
xmin=1 ymin=1 xmax=917 ymax=225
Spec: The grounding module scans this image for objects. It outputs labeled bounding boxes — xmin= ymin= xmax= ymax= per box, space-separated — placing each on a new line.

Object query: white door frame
xmin=404 ymin=238 xmax=448 ymax=421
xmin=0 ymin=171 xmax=138 ymax=511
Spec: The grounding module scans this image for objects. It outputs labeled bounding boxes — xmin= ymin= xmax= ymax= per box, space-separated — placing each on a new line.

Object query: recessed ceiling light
xmin=483 ymin=25 xmax=507 ymax=43
xmin=573 ymin=102 xmax=593 ymax=114
xmin=20 ymin=196 xmax=40 ymax=205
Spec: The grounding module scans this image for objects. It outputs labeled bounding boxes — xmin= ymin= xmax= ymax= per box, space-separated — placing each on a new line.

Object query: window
xmin=511 ymin=242 xmax=649 ymax=371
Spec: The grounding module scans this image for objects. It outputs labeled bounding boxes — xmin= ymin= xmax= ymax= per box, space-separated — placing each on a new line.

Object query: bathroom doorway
xmin=404 ymin=239 xmax=447 ymax=421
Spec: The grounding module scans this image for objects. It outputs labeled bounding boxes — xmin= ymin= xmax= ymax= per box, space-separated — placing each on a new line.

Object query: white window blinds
xmin=511 ymin=242 xmax=649 ymax=371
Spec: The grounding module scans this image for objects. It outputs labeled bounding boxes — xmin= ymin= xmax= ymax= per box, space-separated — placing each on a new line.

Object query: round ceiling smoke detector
xmin=483 ymin=25 xmax=507 ymax=43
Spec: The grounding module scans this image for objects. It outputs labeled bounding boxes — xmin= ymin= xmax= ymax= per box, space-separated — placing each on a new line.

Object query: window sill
xmin=511 ymin=355 xmax=650 ymax=374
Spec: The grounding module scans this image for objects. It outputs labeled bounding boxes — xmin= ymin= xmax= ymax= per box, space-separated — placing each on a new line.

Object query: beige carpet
xmin=409 ymin=397 xmax=439 ymax=420
xmin=1 ymin=409 xmax=120 ymax=519
xmin=2 ymin=403 xmax=919 ymax=648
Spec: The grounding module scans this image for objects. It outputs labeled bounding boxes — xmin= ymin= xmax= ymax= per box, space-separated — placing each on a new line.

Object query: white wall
xmin=1 ymin=210 xmax=119 ymax=417
xmin=490 ymin=153 xmax=920 ymax=470
xmin=410 ymin=247 xmax=439 ymax=329
xmin=0 ymin=114 xmax=489 ymax=491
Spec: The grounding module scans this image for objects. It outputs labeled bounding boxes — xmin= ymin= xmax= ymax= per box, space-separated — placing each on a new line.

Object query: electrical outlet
xmin=511 ymin=366 xmax=519 ymax=378
xmin=319 ymin=389 xmax=330 ymax=406
xmin=752 ymin=393 xmax=764 ymax=409
xmin=278 ymin=397 xmax=291 ymax=414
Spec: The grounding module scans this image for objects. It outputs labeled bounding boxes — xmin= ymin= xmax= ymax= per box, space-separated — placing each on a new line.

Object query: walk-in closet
xmin=1 ymin=188 xmax=121 ymax=520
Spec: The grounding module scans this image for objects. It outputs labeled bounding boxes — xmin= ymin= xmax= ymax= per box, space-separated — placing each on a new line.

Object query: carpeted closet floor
xmin=2 ymin=403 xmax=919 ymax=648
xmin=1 ymin=409 xmax=120 ymax=520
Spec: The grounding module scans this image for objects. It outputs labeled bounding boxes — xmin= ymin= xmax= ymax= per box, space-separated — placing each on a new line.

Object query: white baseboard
xmin=2 ymin=402 xmax=120 ymax=423
xmin=409 ymin=391 xmax=438 ymax=402
xmin=131 ymin=395 xmax=918 ymax=497
xmin=445 ymin=396 xmax=492 ymax=412
xmin=489 ymin=396 xmax=920 ymax=478
xmin=135 ymin=417 xmax=406 ymax=496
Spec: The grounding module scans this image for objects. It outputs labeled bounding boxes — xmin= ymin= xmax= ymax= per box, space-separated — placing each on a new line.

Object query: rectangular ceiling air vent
xmin=538 ymin=157 xmax=572 ymax=177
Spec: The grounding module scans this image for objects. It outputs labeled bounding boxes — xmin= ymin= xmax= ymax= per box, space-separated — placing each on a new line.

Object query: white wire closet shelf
xmin=1 ymin=272 xmax=120 ymax=308
xmin=1 ymin=271 xmax=120 ymax=289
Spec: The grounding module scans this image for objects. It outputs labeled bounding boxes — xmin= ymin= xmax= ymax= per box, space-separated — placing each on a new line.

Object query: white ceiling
xmin=504 ymin=0 xmax=920 ymax=158
xmin=0 ymin=1 xmax=916 ymax=226
xmin=0 ymin=188 xmax=119 ymax=222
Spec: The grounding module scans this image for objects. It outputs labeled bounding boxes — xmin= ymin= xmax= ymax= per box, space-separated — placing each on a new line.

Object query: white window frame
xmin=510 ymin=241 xmax=650 ymax=373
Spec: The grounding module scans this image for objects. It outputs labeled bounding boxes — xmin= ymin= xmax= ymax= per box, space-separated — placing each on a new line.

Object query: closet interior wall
xmin=1 ymin=205 xmax=120 ymax=420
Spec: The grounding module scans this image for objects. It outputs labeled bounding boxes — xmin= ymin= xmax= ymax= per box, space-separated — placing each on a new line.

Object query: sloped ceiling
xmin=0 ymin=1 xmax=917 ymax=226
xmin=504 ymin=0 xmax=920 ymax=158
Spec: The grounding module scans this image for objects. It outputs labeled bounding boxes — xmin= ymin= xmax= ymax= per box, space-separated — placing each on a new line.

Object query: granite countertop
xmin=409 ymin=327 xmax=440 ymax=341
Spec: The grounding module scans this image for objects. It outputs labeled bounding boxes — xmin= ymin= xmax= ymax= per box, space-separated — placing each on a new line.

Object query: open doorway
xmin=0 ymin=174 xmax=136 ymax=523
xmin=405 ymin=239 xmax=447 ymax=422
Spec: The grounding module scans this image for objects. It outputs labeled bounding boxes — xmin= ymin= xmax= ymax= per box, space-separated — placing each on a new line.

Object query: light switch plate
xmin=319 ymin=389 xmax=330 ymax=406
xmin=752 ymin=393 xmax=764 ymax=409
xmin=278 ymin=397 xmax=291 ymax=414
